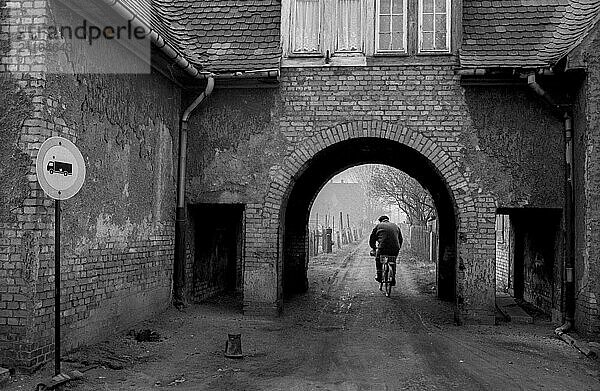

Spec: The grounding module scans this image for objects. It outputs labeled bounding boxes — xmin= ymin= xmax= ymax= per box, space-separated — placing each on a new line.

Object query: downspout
xmin=173 ymin=76 xmax=215 ymax=307
xmin=526 ymin=73 xmax=575 ymax=333
xmin=559 ymin=113 xmax=575 ymax=333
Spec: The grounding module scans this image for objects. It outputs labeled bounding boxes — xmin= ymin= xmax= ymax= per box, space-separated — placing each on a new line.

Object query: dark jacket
xmin=369 ymin=221 xmax=403 ymax=256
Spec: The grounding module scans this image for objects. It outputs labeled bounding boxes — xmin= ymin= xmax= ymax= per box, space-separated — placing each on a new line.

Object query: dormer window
xmin=283 ymin=0 xmax=454 ymax=64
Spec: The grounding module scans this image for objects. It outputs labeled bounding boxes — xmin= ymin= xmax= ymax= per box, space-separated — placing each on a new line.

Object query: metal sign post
xmin=36 ymin=137 xmax=86 ymax=376
xmin=54 ymin=199 xmax=61 ymax=375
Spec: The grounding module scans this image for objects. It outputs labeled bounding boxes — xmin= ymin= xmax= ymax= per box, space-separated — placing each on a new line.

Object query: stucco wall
xmin=462 ymin=86 xmax=565 ymax=208
xmin=40 ymin=71 xmax=180 ymax=360
xmin=184 ymin=87 xmax=287 ymax=301
xmin=0 ymin=0 xmax=182 ymax=367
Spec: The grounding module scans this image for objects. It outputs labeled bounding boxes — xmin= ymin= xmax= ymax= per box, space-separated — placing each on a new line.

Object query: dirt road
xmin=8 ymin=242 xmax=600 ymax=390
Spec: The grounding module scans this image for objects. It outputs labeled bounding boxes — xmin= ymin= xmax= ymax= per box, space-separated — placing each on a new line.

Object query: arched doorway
xmin=282 ymin=137 xmax=457 ymax=303
xmin=243 ymin=121 xmax=497 ymax=324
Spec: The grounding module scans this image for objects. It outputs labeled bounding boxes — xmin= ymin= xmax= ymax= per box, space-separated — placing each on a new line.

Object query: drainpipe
xmin=173 ymin=76 xmax=215 ymax=307
xmin=559 ymin=113 xmax=575 ymax=333
xmin=526 ymin=73 xmax=574 ymax=333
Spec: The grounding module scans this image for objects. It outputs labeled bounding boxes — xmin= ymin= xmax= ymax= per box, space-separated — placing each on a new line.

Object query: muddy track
xmin=280 ymin=243 xmax=600 ymax=391
xmin=8 ymin=242 xmax=599 ymax=391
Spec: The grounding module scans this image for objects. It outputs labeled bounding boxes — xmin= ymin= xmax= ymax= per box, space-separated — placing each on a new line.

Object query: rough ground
xmin=6 ymin=242 xmax=600 ymax=390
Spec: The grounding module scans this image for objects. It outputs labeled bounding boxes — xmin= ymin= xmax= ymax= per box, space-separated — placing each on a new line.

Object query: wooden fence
xmin=400 ymin=223 xmax=438 ymax=262
xmin=309 ymin=226 xmax=363 ymax=256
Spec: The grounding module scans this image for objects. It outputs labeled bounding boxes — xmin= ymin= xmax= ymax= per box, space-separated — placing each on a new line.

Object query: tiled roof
xmin=539 ymin=0 xmax=600 ymax=63
xmin=119 ymin=0 xmax=281 ymax=73
xmin=118 ymin=0 xmax=599 ymax=72
xmin=461 ymin=0 xmax=600 ymax=69
xmin=461 ymin=0 xmax=569 ymax=68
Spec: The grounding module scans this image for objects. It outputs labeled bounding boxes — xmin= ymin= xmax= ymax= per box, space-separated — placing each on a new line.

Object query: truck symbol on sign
xmin=47 ymin=161 xmax=73 ymax=176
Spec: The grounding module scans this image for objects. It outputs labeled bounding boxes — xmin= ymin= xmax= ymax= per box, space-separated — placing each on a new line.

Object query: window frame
xmin=374 ymin=0 xmax=408 ymax=54
xmin=417 ymin=0 xmax=452 ymax=53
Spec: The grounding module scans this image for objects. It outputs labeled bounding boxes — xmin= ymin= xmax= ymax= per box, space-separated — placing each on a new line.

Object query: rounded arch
xmin=244 ymin=120 xmax=497 ymax=323
xmin=268 ymin=121 xmax=475 ymax=219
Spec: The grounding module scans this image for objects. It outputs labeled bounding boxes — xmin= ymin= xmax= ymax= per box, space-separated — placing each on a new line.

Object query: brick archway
xmin=244 ymin=120 xmax=497 ymax=324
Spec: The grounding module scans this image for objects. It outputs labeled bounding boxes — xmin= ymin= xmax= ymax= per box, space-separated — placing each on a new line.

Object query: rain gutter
xmin=101 ymin=0 xmax=207 ymax=79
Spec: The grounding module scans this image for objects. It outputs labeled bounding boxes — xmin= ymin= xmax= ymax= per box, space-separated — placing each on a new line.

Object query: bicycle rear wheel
xmin=382 ymin=263 xmax=390 ymax=297
xmin=385 ymin=266 xmax=394 ymax=297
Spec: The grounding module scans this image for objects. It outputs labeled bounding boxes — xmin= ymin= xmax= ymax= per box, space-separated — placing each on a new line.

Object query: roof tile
xmin=461 ymin=0 xmax=600 ymax=68
xmin=119 ymin=0 xmax=281 ymax=73
xmin=119 ymin=0 xmax=598 ymax=71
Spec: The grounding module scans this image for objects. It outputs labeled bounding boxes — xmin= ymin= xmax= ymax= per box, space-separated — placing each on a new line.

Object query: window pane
xmin=435 ymin=0 xmax=446 ymax=13
xmin=380 ymin=0 xmax=391 ymax=14
xmin=392 ymin=0 xmax=403 ymax=13
xmin=391 ymin=31 xmax=403 ymax=50
xmin=422 ymin=31 xmax=433 ymax=50
xmin=292 ymin=0 xmax=320 ymax=53
xmin=379 ymin=33 xmax=391 ymax=50
xmin=420 ymin=0 xmax=450 ymax=52
xmin=380 ymin=15 xmax=391 ymax=33
xmin=435 ymin=14 xmax=447 ymax=32
xmin=435 ymin=31 xmax=447 ymax=49
xmin=422 ymin=0 xmax=434 ymax=13
xmin=422 ymin=14 xmax=434 ymax=31
xmin=392 ymin=15 xmax=403 ymax=32
xmin=337 ymin=0 xmax=362 ymax=51
xmin=378 ymin=0 xmax=404 ymax=51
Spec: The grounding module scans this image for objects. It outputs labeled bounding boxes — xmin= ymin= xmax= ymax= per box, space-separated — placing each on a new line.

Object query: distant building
xmin=309 ymin=180 xmax=366 ymax=229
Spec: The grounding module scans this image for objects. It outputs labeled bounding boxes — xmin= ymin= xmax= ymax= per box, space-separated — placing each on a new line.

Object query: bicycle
xmin=379 ymin=255 xmax=396 ymax=297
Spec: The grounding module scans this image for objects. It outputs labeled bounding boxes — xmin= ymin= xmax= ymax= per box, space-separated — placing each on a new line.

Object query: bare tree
xmin=368 ymin=166 xmax=435 ymax=226
xmin=345 ymin=165 xmax=388 ymax=226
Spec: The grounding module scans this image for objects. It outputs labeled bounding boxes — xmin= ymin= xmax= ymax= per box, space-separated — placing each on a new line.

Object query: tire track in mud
xmin=303 ymin=243 xmax=453 ymax=388
xmin=306 ymin=245 xmax=551 ymax=390
xmin=288 ymin=243 xmax=600 ymax=391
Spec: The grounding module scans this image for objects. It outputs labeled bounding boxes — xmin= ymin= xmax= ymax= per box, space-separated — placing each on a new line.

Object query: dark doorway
xmin=499 ymin=208 xmax=562 ymax=314
xmin=190 ymin=204 xmax=244 ymax=300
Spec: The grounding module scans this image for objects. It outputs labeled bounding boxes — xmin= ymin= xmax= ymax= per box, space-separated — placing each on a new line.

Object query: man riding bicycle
xmin=369 ymin=215 xmax=403 ymax=285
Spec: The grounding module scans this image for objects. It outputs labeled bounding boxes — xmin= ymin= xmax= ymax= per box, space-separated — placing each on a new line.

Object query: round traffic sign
xmin=36 ymin=137 xmax=86 ymax=200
